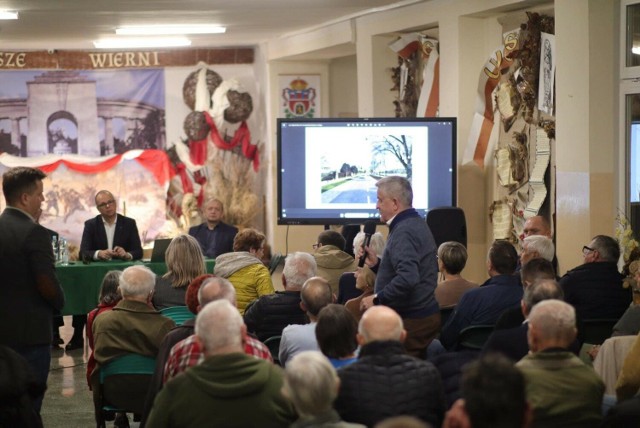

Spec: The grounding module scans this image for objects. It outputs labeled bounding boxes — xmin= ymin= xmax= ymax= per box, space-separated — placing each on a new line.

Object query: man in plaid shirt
xmin=163 ymin=277 xmax=272 ymax=384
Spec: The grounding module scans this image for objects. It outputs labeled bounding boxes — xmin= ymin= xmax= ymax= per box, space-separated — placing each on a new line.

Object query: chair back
xmin=160 ymin=306 xmax=195 ymax=326
xmin=440 ymin=306 xmax=455 ymax=327
xmin=457 ymin=325 xmax=494 ymax=350
xmin=94 ymin=354 xmax=156 ymax=428
xmin=263 ymin=335 xmax=282 ymax=366
xmin=269 ymin=252 xmax=285 ymax=275
xmin=581 ymin=319 xmax=618 ymax=345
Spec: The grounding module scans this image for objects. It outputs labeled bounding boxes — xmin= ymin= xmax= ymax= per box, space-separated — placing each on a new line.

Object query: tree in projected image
xmin=372 ymin=134 xmax=413 ymax=180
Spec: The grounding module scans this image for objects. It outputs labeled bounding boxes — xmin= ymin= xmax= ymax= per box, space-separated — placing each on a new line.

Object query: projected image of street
xmin=304 ymin=126 xmax=427 ymax=209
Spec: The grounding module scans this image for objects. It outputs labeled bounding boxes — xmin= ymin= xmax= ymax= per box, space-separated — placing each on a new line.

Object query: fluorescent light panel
xmin=93 ymin=37 xmax=192 ymax=49
xmin=0 ymin=10 xmax=18 ymax=20
xmin=116 ymin=24 xmax=226 ymax=35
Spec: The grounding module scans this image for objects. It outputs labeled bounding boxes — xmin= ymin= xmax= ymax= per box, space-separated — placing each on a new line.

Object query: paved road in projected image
xmin=321 ymin=175 xmax=378 ymax=203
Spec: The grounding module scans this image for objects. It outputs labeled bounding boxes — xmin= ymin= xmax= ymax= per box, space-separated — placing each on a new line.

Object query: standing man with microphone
xmin=360 ymin=176 xmax=440 ymax=358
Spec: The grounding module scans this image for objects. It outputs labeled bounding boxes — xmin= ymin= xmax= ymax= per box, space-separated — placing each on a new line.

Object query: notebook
xmin=150 ymin=238 xmax=172 ymax=263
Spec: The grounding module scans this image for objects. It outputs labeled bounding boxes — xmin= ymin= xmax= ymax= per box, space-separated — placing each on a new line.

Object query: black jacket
xmin=80 ymin=214 xmax=143 ymax=260
xmin=335 ymin=340 xmax=445 ymax=427
xmin=243 ymin=291 xmax=308 ymax=342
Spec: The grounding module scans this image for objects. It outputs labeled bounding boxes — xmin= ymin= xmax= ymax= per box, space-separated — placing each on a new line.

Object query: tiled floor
xmin=41 ymin=317 xmax=141 ymax=428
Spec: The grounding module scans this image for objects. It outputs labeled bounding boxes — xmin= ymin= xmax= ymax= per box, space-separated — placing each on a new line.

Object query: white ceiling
xmin=0 ymin=0 xmax=421 ymax=50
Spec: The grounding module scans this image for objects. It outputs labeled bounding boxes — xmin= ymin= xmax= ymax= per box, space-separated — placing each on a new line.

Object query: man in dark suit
xmin=67 ymin=190 xmax=143 ymax=351
xmin=188 ymin=198 xmax=237 ymax=259
xmin=0 ymin=166 xmax=65 ymax=413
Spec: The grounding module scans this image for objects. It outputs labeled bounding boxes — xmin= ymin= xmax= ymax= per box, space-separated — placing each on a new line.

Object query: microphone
xmin=358 ymin=220 xmax=377 ymax=268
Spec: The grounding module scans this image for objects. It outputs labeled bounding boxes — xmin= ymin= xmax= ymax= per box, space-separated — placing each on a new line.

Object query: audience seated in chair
xmin=559 ymin=235 xmax=631 ymax=321
xmin=615 ymin=330 xmax=640 ymax=402
xmin=146 ymin=300 xmax=296 ymax=427
xmin=283 ymin=351 xmax=365 ymax=428
xmin=483 ymin=279 xmax=579 ymax=362
xmin=345 ymin=265 xmax=376 ymax=323
xmin=213 ymin=228 xmax=275 ymax=315
xmin=91 ymin=265 xmax=175 ymax=427
xmin=312 ymin=230 xmax=358 ymax=295
xmin=443 ymin=353 xmax=532 ymax=428
xmin=495 ymin=258 xmax=557 ymax=330
xmin=279 ymin=276 xmax=334 ymax=366
xmin=516 ymin=300 xmax=604 ymax=428
xmin=152 ymin=234 xmax=206 ymax=310
xmin=612 ymin=260 xmax=640 ymax=337
xmin=334 ymin=306 xmax=445 ymax=427
xmin=337 ymin=231 xmax=386 ymax=304
xmin=434 ymin=241 xmax=478 ymax=309
xmin=244 ymin=251 xmax=315 ymax=341
xmin=520 ymin=235 xmax=555 ymax=267
xmin=440 ymin=240 xmax=522 ymax=350
xmin=315 ymin=304 xmax=359 ymax=369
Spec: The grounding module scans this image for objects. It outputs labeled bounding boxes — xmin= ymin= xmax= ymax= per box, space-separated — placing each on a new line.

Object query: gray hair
xmin=591 ymin=235 xmax=621 ymax=263
xmin=375 ymin=176 xmax=413 ymax=207
xmin=198 ymin=276 xmax=236 ymax=306
xmin=119 ymin=265 xmax=155 ymax=298
xmin=528 ymin=299 xmax=576 ymax=345
xmin=283 ymin=252 xmax=317 ymax=290
xmin=523 ymin=235 xmax=555 ymax=262
xmin=522 ymin=279 xmax=563 ymax=313
xmin=353 ymin=232 xmax=386 ymax=256
xmin=195 ymin=299 xmax=244 ymax=351
xmin=284 ymin=351 xmax=338 ymax=417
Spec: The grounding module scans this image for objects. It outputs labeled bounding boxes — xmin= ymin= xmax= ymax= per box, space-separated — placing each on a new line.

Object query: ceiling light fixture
xmin=115 ymin=24 xmax=226 ymax=35
xmin=0 ymin=10 xmax=19 ymax=20
xmin=93 ymin=37 xmax=192 ymax=49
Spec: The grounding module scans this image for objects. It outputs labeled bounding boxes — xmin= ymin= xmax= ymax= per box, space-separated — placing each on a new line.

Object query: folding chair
xmin=160 ymin=306 xmax=195 ymax=326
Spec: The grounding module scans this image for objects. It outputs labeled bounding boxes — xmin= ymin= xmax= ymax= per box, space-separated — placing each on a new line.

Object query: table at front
xmin=56 ymin=259 xmax=216 ymax=315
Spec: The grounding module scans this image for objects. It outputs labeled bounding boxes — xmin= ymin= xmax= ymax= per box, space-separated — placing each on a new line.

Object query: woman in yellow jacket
xmin=214 ymin=228 xmax=275 ymax=314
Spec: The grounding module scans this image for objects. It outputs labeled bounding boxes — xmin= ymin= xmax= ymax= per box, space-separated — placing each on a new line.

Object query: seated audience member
xmin=615 ymin=331 xmax=640 ymax=402
xmin=483 ymin=279 xmax=571 ymax=362
xmin=560 ymin=235 xmax=631 ymax=321
xmin=214 ymin=228 xmax=275 ymax=314
xmin=0 ymin=345 xmax=45 ymax=428
xmin=244 ymin=251 xmax=316 ymax=341
xmin=91 ymin=266 xmax=175 ymax=426
xmin=345 ymin=265 xmax=376 ymax=322
xmin=188 ymin=198 xmax=237 ymax=259
xmin=523 ymin=215 xmax=552 ymax=239
xmin=313 ymin=230 xmax=358 ymax=295
xmin=86 ymin=271 xmax=122 ymax=389
xmin=283 ymin=351 xmax=365 ymax=428
xmin=612 ymin=260 xmax=640 ymax=336
xmin=279 ymin=277 xmax=334 ymax=366
xmin=161 ymin=277 xmax=271 ymax=384
xmin=520 ymin=235 xmax=555 ymax=266
xmin=141 ymin=274 xmax=213 ymax=426
xmin=443 ymin=354 xmax=532 ymax=428
xmin=434 ymin=241 xmax=478 ymax=308
xmin=516 ymin=300 xmax=604 ymax=428
xmin=152 ymin=234 xmax=206 ymax=310
xmin=315 ymin=304 xmax=359 ymax=369
xmin=495 ymin=258 xmax=557 ymax=330
xmin=337 ymin=231 xmax=386 ymax=304
xmin=335 ymin=306 xmax=445 ymax=427
xmin=440 ymin=240 xmax=522 ymax=349
xmin=146 ymin=300 xmax=296 ymax=427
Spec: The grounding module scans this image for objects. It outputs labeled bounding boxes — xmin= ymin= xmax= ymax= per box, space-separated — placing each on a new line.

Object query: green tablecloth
xmin=56 ymin=259 xmax=215 ymax=315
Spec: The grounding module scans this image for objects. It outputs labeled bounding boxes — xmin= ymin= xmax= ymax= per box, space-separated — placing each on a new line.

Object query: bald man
xmin=334 ymin=306 xmax=445 ymax=427
xmin=523 ymin=216 xmax=551 ymax=238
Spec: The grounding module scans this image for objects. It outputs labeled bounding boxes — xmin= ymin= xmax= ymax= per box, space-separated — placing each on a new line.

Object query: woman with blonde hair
xmin=214 ymin=228 xmax=275 ymax=314
xmin=153 ymin=234 xmax=206 ymax=310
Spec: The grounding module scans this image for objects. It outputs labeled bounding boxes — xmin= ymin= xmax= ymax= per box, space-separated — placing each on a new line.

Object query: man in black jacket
xmin=0 ymin=167 xmax=65 ymax=413
xmin=244 ymin=251 xmax=316 ymax=341
xmin=335 ymin=306 xmax=445 ymax=427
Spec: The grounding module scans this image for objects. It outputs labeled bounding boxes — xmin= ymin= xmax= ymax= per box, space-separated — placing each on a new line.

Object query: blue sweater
xmin=374 ymin=209 xmax=439 ymax=319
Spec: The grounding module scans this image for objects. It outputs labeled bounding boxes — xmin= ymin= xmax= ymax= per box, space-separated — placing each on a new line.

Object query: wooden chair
xmin=160 ymin=306 xmax=195 ymax=326
xmin=93 ymin=354 xmax=155 ymax=428
xmin=456 ymin=325 xmax=495 ymax=350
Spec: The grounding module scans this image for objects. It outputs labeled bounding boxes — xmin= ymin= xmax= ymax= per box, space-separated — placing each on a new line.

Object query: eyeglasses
xmin=312 ymin=243 xmax=320 ymax=250
xmin=582 ymin=245 xmax=596 ymax=255
xmin=97 ymin=199 xmax=115 ymax=209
